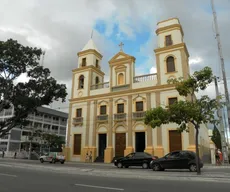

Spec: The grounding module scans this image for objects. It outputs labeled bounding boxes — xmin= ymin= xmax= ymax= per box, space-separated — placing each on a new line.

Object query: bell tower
xmin=72 ymin=39 xmax=105 ymax=99
xmin=154 ymin=18 xmax=190 ymax=85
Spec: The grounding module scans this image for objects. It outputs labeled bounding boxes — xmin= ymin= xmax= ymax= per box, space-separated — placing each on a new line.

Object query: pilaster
xmin=155 ymin=91 xmax=164 ymax=157
xmin=125 ymin=95 xmax=134 ymax=152
xmin=85 ymin=101 xmax=90 ymax=147
xmin=145 ymin=92 xmax=154 ymax=155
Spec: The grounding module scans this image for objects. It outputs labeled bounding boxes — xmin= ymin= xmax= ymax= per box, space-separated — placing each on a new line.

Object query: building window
xmin=168 ymin=97 xmax=178 ymax=106
xmin=166 ymin=56 xmax=176 ymax=73
xmin=100 ymin=105 xmax=107 ymax=115
xmin=96 ymin=59 xmax=99 ymax=68
xmin=82 ymin=58 xmax=86 ymax=67
xmin=165 ymin=35 xmax=172 ymax=46
xmin=73 ymin=134 xmax=81 ymax=155
xmin=136 ymin=101 xmax=144 ymax=112
xmin=117 ymin=103 xmax=124 ymax=113
xmin=76 ymin=108 xmax=82 ymax=117
xmin=78 ymin=75 xmax=84 ymax=89
xmin=95 ymin=76 xmax=99 ymax=84
xmin=118 ymin=73 xmax=124 ymax=85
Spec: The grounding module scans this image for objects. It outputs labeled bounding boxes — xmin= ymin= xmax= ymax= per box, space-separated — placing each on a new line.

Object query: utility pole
xmin=214 ymin=77 xmax=229 ymax=164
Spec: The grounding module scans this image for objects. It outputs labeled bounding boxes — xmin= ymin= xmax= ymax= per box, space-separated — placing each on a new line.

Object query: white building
xmin=0 ymin=106 xmax=68 ymax=153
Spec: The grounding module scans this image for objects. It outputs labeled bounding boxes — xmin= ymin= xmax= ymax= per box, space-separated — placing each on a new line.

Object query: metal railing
xmin=133 ymin=73 xmax=157 ymax=83
xmin=132 ymin=111 xmax=146 ymax=119
xmin=97 ymin=115 xmax=108 ymax=122
xmin=73 ymin=117 xmax=83 ymax=125
xmin=114 ymin=113 xmax=127 ymax=121
xmin=91 ymin=82 xmax=109 ymax=90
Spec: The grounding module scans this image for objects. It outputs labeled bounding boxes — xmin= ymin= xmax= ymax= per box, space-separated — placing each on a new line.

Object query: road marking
xmin=74 ymin=183 xmax=124 ymax=191
xmin=0 ymin=173 xmax=17 ymax=177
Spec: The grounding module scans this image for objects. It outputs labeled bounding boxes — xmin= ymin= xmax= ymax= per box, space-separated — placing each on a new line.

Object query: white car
xmin=39 ymin=152 xmax=65 ymax=164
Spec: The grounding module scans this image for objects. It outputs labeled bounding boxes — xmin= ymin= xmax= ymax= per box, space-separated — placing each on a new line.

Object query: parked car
xmin=114 ymin=152 xmax=158 ymax=169
xmin=39 ymin=152 xmax=65 ymax=164
xmin=150 ymin=150 xmax=203 ymax=172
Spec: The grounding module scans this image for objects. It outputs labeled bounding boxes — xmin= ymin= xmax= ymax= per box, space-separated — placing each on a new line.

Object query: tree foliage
xmin=42 ymin=133 xmax=65 ymax=150
xmin=0 ymin=39 xmax=67 ymax=137
xmin=144 ymin=67 xmax=222 ymax=174
xmin=211 ymin=125 xmax=222 ymax=150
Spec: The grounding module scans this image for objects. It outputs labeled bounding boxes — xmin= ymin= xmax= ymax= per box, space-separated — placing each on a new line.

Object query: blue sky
xmin=94 ymin=19 xmax=153 ymax=75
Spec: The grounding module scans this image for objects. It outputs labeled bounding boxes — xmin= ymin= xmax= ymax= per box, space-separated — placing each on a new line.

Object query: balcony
xmin=114 ymin=113 xmax=127 ymax=121
xmin=133 ymin=73 xmax=157 ymax=83
xmin=132 ymin=111 xmax=146 ymax=120
xmin=112 ymin=84 xmax=130 ymax=92
xmin=34 ymin=116 xmax=43 ymax=121
xmin=52 ymin=120 xmax=60 ymax=125
xmin=44 ymin=118 xmax=52 ymax=123
xmin=91 ymin=82 xmax=109 ymax=90
xmin=73 ymin=117 xmax=83 ymax=125
xmin=97 ymin=115 xmax=108 ymax=122
xmin=60 ymin=121 xmax=67 ymax=126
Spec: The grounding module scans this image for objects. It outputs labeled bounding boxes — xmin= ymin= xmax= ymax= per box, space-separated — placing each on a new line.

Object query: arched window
xmin=118 ymin=73 xmax=124 ymax=85
xmin=79 ymin=75 xmax=84 ymax=89
xmin=166 ymin=56 xmax=175 ymax=73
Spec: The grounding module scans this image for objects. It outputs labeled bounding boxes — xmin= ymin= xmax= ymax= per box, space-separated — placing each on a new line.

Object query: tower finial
xmin=118 ymin=42 xmax=124 ymax=52
xmin=91 ymin=30 xmax=94 ymax=39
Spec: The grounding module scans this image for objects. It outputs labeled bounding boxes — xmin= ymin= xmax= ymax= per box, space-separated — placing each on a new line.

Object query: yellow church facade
xmin=65 ymin=18 xmax=211 ymax=163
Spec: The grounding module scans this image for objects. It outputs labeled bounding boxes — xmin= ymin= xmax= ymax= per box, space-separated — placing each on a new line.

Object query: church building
xmin=65 ymin=18 xmax=211 ymax=163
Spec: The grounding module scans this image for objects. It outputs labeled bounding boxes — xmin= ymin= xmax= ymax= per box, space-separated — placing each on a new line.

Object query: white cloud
xmin=150 ymin=67 xmax=157 ymax=74
xmin=189 ymin=57 xmax=203 ymax=65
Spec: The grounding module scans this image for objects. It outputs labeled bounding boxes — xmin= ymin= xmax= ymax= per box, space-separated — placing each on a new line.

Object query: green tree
xmin=144 ymin=67 xmax=221 ymax=175
xmin=0 ymin=39 xmax=67 ymax=137
xmin=42 ymin=133 xmax=65 ymax=151
xmin=211 ymin=125 xmax=222 ymax=150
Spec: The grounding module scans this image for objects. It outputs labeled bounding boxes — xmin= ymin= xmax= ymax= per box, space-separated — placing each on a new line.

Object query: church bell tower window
xmin=166 ymin=56 xmax=175 ymax=73
xmin=96 ymin=59 xmax=99 ymax=68
xmin=79 ymin=75 xmax=84 ymax=89
xmin=82 ymin=58 xmax=86 ymax=67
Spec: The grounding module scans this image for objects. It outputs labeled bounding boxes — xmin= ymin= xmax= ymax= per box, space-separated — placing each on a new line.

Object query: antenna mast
xmin=211 ymin=0 xmax=230 ymax=163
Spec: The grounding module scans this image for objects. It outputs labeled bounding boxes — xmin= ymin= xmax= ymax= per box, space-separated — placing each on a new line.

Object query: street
xmin=1 ymin=165 xmax=230 ymax=192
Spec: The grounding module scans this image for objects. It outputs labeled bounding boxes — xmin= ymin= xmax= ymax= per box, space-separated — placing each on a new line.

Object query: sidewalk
xmin=1 ymin=157 xmax=230 ymax=168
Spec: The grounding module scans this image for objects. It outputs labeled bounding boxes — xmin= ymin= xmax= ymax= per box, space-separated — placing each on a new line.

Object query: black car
xmin=150 ymin=150 xmax=203 ymax=172
xmin=114 ymin=152 xmax=158 ymax=169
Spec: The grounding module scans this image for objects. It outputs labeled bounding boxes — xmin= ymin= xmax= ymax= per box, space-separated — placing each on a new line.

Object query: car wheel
xmin=189 ymin=164 xmax=197 ymax=172
xmin=40 ymin=159 xmax=44 ymax=163
xmin=61 ymin=161 xmax=64 ymax=164
xmin=142 ymin=162 xmax=149 ymax=169
xmin=117 ymin=162 xmax=123 ymax=168
xmin=152 ymin=163 xmax=161 ymax=171
xmin=124 ymin=166 xmax=129 ymax=168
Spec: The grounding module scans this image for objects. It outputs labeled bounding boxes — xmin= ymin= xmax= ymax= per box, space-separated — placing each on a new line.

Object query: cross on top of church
xmin=118 ymin=42 xmax=124 ymax=52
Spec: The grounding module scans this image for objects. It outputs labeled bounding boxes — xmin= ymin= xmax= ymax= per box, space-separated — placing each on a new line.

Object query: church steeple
xmin=77 ymin=39 xmax=103 ymax=69
xmin=81 ymin=39 xmax=101 ymax=54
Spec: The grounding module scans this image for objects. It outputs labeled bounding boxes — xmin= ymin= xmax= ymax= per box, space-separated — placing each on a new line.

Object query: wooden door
xmin=115 ymin=133 xmax=126 ymax=157
xmin=169 ymin=130 xmax=182 ymax=152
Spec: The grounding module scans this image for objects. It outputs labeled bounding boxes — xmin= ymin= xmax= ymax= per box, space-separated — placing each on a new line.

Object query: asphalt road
xmin=0 ymin=165 xmax=230 ymax=192
xmin=1 ymin=158 xmax=230 ymax=173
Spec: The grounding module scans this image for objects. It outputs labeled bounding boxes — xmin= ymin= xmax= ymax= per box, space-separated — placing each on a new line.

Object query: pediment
xmin=109 ymin=51 xmax=135 ymax=64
